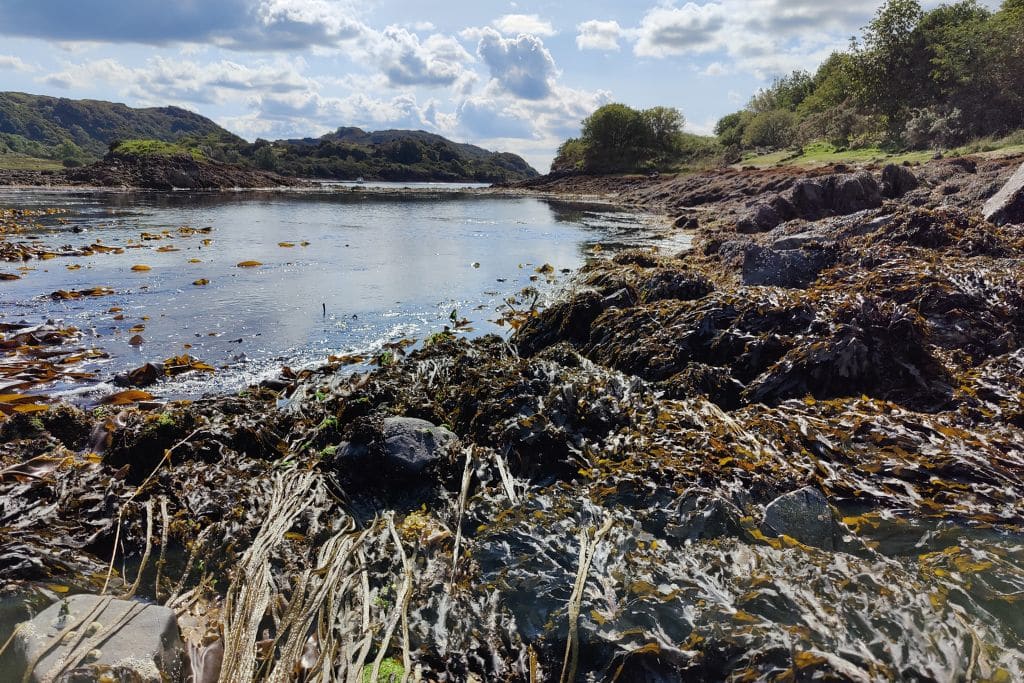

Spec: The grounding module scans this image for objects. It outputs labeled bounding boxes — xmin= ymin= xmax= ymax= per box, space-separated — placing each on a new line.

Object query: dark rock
xmin=741 ymin=244 xmax=837 ymax=288
xmin=382 ymin=416 xmax=458 ymax=476
xmin=762 ymin=486 xmax=838 ymax=550
xmin=673 ymin=215 xmax=699 ymax=229
xmin=770 ymin=230 xmax=828 ymax=251
xmin=983 ymin=163 xmax=1024 ymax=226
xmin=784 ymin=172 xmax=882 ymax=220
xmin=881 ymin=164 xmax=919 ymax=198
xmin=11 ymin=594 xmax=185 ymax=683
xmin=638 ymin=270 xmax=713 ymax=303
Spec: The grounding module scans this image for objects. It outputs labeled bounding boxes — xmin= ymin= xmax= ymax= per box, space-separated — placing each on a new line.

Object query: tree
xmin=715 ymin=111 xmax=752 ymax=148
xmin=580 ymin=103 xmax=649 ymax=172
xmin=642 ymin=106 xmax=685 ymax=153
xmin=742 ymin=110 xmax=798 ymax=149
xmin=859 ymin=0 xmax=928 ymax=138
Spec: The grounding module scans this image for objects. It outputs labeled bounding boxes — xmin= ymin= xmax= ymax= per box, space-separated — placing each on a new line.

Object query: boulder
xmin=786 ymin=172 xmax=882 ymax=220
xmin=741 ymin=244 xmax=837 ymax=288
xmin=381 ymin=417 xmax=458 ymax=476
xmin=10 ymin=594 xmax=184 ymax=683
xmin=762 ymin=486 xmax=838 ymax=550
xmin=881 ymin=163 xmax=919 ymax=199
xmin=983 ymin=163 xmax=1024 ymax=226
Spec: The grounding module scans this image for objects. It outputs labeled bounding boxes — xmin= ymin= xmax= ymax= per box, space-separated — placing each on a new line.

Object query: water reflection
xmin=0 ymin=189 xmax=664 ymax=399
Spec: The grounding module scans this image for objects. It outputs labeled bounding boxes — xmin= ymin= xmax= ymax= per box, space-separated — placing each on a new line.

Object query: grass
xmin=112 ymin=139 xmax=205 ymax=161
xmin=0 ymin=153 xmax=65 ymax=171
xmin=738 ymin=132 xmax=1024 ymax=170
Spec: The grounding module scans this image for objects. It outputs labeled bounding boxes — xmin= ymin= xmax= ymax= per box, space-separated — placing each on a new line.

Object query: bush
xmin=741 ymin=110 xmax=798 ymax=149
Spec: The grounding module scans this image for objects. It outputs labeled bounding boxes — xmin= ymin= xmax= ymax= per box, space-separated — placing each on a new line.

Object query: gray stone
xmin=771 ymin=230 xmax=827 ymax=251
xmin=11 ymin=594 xmax=184 ymax=683
xmin=784 ymin=172 xmax=881 ymax=220
xmin=741 ymin=244 xmax=836 ymax=288
xmin=762 ymin=486 xmax=838 ymax=550
xmin=382 ymin=417 xmax=458 ymax=475
xmin=983 ymin=163 xmax=1024 ymax=226
xmin=881 ymin=163 xmax=919 ymax=198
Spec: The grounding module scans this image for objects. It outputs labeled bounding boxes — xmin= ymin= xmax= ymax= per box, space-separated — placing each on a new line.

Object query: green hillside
xmin=0 ymin=91 xmax=239 ymax=165
xmin=0 ymin=92 xmax=539 ymax=182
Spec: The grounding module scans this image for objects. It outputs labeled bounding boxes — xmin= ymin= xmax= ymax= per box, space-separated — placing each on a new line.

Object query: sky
xmin=0 ymin=0 xmax=1003 ymax=171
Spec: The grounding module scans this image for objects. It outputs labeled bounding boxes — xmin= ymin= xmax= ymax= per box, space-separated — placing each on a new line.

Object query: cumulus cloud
xmin=623 ymin=0 xmax=907 ymax=78
xmin=0 ymin=54 xmax=34 ymax=71
xmin=634 ymin=3 xmax=727 ymax=57
xmin=492 ymin=14 xmax=556 ymax=37
xmin=362 ymin=28 xmax=475 ymax=88
xmin=476 ymin=28 xmax=557 ymax=100
xmin=575 ymin=20 xmax=624 ymax=51
xmin=0 ymin=0 xmax=364 ymax=51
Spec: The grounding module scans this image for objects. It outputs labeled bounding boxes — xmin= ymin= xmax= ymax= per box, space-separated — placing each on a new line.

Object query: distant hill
xmin=0 ymin=91 xmax=239 ymax=162
xmin=270 ymin=126 xmax=538 ymax=182
xmin=0 ymin=92 xmax=538 ymax=182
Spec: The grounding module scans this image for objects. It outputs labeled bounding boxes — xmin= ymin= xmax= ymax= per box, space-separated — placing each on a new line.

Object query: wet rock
xmin=762 ymin=486 xmax=838 ymax=550
xmin=741 ymin=244 xmax=836 ymax=288
xmin=382 ymin=417 xmax=458 ymax=476
xmin=638 ymin=270 xmax=713 ymax=303
xmin=516 ymin=290 xmax=606 ymax=356
xmin=881 ymin=163 xmax=919 ymax=198
xmin=983 ymin=162 xmax=1024 ymax=226
xmin=11 ymin=594 xmax=184 ymax=683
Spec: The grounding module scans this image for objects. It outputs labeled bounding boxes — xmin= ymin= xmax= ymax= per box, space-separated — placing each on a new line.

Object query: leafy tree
xmin=859 ymin=0 xmax=928 ymax=137
xmin=742 ymin=110 xmax=798 ymax=149
xmin=580 ymin=104 xmax=650 ymax=172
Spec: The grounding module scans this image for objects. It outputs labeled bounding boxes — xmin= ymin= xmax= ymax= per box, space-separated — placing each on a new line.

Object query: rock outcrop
xmin=983 ymin=162 xmax=1024 ymax=225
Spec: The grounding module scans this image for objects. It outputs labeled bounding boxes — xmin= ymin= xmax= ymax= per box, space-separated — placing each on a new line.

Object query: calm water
xmin=0 ymin=189 xmax=667 ymax=400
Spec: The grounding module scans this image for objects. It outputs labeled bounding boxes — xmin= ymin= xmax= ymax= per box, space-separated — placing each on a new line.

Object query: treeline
xmin=110 ymin=132 xmax=539 ymax=183
xmin=553 ymin=104 xmax=721 ymax=173
xmin=554 ymin=0 xmax=1024 ymax=175
xmin=717 ymin=0 xmax=1024 ymax=155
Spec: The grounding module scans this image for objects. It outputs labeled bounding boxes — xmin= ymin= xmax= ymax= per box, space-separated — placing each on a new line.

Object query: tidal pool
xmin=0 ymin=188 xmax=668 ymax=400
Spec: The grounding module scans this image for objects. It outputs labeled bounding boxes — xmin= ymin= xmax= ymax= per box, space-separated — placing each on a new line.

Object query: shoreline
xmin=3 ymin=154 xmax=1024 ymax=680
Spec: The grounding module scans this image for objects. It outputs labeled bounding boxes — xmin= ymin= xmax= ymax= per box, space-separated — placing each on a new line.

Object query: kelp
xmin=4 ymin=171 xmax=1024 ymax=681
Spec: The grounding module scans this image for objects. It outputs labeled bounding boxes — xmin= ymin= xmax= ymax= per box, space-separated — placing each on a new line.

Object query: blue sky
xmin=0 ymin=0 xmax=1001 ymax=170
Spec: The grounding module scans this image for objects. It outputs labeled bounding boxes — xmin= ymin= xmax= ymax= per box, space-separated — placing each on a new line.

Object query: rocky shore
xmin=0 ymin=152 xmax=305 ymax=190
xmin=2 ymin=154 xmax=1024 ymax=681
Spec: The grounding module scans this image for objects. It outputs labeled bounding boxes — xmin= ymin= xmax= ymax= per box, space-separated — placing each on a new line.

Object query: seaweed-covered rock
xmin=11 ymin=594 xmax=184 ymax=683
xmin=741 ymin=243 xmax=836 ymax=288
xmin=382 ymin=416 xmax=458 ymax=475
xmin=983 ymin=162 xmax=1024 ymax=225
xmin=881 ymin=163 xmax=919 ymax=198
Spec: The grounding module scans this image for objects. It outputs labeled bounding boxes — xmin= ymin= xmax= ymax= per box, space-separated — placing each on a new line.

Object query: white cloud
xmin=0 ymin=54 xmax=34 ymax=72
xmin=476 ymin=28 xmax=557 ymax=100
xmin=361 ymin=27 xmax=475 ymax=88
xmin=492 ymin=14 xmax=556 ymax=37
xmin=575 ymin=20 xmax=623 ymax=51
xmin=41 ymin=56 xmax=317 ymax=105
xmin=634 ymin=3 xmax=727 ymax=58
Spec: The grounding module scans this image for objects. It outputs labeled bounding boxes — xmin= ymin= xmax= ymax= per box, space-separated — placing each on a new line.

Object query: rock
xmin=10 ymin=594 xmax=184 ymax=683
xmin=762 ymin=486 xmax=838 ymax=550
xmin=881 ymin=164 xmax=919 ymax=198
xmin=829 ymin=172 xmax=883 ymax=214
xmin=983 ymin=163 xmax=1024 ymax=226
xmin=382 ymin=417 xmax=458 ymax=476
xmin=741 ymin=244 xmax=836 ymax=288
xmin=673 ymin=215 xmax=699 ymax=229
xmin=783 ymin=172 xmax=881 ymax=220
xmin=771 ymin=230 xmax=827 ymax=251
